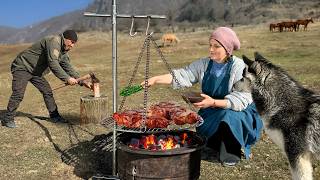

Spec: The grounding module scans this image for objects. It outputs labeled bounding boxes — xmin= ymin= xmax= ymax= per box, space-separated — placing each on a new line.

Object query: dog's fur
xmin=233 ymin=52 xmax=320 ymax=180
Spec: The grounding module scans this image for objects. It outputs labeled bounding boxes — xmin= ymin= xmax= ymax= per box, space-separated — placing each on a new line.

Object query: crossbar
xmin=84 ymin=12 xmax=166 ymax=19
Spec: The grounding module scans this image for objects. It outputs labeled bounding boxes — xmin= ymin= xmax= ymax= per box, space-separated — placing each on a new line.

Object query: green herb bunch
xmin=120 ymin=85 xmax=143 ymax=97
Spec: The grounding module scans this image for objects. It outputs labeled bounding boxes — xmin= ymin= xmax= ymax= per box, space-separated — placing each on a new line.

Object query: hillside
xmin=0 ymin=0 xmax=319 ymax=44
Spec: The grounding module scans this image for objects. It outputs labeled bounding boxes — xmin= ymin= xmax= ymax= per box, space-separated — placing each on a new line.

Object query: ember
xmin=127 ymin=132 xmax=192 ymax=151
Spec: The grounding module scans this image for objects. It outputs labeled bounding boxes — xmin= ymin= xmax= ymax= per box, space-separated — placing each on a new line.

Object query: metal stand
xmin=84 ymin=0 xmax=166 ymax=176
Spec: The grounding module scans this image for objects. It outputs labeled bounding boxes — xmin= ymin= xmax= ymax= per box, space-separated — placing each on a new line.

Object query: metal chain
xmin=142 ymin=35 xmax=152 ymax=131
xmin=119 ymin=35 xmax=198 ymax=129
xmin=149 ymin=37 xmax=198 ymax=112
xmin=118 ymin=36 xmax=149 ymax=111
xmin=149 ymin=37 xmax=182 ymax=88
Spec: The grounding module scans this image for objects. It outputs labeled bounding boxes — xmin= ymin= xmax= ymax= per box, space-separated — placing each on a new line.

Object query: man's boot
xmin=2 ymin=112 xmax=17 ymax=128
xmin=49 ymin=110 xmax=68 ymax=123
xmin=1 ymin=119 xmax=16 ymax=128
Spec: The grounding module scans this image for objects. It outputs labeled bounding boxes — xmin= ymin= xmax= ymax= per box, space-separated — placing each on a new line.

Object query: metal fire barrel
xmin=117 ymin=130 xmax=205 ymax=180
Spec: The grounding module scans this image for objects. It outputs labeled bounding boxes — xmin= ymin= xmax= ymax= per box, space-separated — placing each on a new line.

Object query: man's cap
xmin=210 ymin=27 xmax=240 ymax=55
xmin=63 ymin=30 xmax=78 ymax=42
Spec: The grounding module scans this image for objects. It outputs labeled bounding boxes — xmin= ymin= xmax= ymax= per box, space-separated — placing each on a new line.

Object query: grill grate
xmin=101 ymin=116 xmax=202 ymax=133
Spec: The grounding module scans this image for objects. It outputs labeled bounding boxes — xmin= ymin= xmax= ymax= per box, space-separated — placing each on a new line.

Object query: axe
xmin=52 ymin=73 xmax=95 ymax=91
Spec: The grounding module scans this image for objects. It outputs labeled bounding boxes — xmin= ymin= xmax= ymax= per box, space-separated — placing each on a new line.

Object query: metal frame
xmin=84 ymin=0 xmax=166 ymax=176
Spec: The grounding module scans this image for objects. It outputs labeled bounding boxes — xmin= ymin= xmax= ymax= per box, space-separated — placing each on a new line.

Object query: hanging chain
xmin=118 ymin=36 xmax=149 ymax=111
xmin=142 ymin=35 xmax=152 ymax=131
xmin=149 ymin=37 xmax=182 ymax=88
xmin=119 ymin=35 xmax=198 ymax=122
xmin=149 ymin=37 xmax=198 ymax=112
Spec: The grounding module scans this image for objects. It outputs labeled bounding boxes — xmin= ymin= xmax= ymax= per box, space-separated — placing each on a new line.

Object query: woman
xmin=142 ymin=27 xmax=262 ymax=166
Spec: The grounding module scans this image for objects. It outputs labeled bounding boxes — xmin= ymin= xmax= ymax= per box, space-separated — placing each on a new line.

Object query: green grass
xmin=0 ymin=22 xmax=319 ymax=179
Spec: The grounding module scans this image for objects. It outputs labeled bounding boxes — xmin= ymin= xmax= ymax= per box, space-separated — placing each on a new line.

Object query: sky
xmin=0 ymin=0 xmax=93 ymax=28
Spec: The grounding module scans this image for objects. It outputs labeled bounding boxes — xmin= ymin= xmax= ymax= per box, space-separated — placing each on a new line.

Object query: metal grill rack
xmin=101 ymin=116 xmax=202 ymax=134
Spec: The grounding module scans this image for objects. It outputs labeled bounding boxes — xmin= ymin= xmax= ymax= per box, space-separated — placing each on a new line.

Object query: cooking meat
xmin=113 ymin=102 xmax=201 ymax=128
xmin=146 ymin=116 xmax=169 ymax=128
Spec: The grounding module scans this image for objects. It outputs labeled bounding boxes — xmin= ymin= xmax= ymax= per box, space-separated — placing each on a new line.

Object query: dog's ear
xmin=254 ymin=52 xmax=269 ymax=63
xmin=242 ymin=55 xmax=254 ymax=66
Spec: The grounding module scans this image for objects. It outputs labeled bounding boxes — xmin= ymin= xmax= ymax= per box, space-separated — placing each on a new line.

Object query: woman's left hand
xmin=193 ymin=94 xmax=215 ymax=109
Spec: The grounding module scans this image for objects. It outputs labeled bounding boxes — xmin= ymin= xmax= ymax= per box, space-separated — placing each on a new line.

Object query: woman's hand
xmin=140 ymin=74 xmax=173 ymax=88
xmin=140 ymin=77 xmax=157 ymax=88
xmin=193 ymin=94 xmax=216 ymax=109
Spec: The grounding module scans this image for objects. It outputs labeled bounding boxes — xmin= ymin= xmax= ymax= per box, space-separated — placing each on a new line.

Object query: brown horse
xmin=296 ymin=18 xmax=314 ymax=31
xmin=269 ymin=23 xmax=278 ymax=32
xmin=278 ymin=21 xmax=297 ymax=32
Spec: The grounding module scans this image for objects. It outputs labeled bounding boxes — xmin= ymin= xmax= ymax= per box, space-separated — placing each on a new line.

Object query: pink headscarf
xmin=210 ymin=27 xmax=240 ymax=55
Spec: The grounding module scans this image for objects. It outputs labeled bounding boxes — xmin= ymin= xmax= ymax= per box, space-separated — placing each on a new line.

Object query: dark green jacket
xmin=11 ymin=34 xmax=80 ymax=81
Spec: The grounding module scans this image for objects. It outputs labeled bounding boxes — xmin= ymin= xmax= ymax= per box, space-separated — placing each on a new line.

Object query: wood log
xmin=93 ymin=83 xmax=100 ymax=98
xmin=92 ymin=73 xmax=100 ymax=98
xmin=80 ymin=95 xmax=108 ymax=125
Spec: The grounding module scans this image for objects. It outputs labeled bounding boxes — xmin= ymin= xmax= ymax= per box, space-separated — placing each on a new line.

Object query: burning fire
xmin=128 ymin=133 xmax=190 ymax=151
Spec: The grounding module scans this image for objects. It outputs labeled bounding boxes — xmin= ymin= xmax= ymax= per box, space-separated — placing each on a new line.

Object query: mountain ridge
xmin=1 ymin=0 xmax=319 ymax=44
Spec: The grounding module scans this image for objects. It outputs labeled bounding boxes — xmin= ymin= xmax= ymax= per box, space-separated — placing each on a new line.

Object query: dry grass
xmin=0 ymin=22 xmax=320 ymax=179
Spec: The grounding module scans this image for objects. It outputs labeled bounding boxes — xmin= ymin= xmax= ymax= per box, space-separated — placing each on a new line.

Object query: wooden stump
xmin=80 ymin=95 xmax=108 ymax=125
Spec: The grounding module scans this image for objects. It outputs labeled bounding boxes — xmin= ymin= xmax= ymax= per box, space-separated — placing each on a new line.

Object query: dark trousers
xmin=207 ymin=122 xmax=242 ymax=158
xmin=4 ymin=70 xmax=58 ymax=122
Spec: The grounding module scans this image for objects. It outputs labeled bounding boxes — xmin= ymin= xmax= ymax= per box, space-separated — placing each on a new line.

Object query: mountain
xmin=0 ymin=0 xmax=319 ymax=44
xmin=0 ymin=10 xmax=83 ymax=44
xmin=0 ymin=26 xmax=20 ymax=44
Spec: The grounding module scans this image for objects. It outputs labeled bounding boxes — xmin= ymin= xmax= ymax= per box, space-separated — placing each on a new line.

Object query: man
xmin=2 ymin=30 xmax=90 ymax=128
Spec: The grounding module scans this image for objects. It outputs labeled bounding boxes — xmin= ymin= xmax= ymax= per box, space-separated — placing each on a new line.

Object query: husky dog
xmin=233 ymin=52 xmax=320 ymax=180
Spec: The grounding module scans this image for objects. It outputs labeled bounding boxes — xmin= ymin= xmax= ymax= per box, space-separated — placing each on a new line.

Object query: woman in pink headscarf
xmin=142 ymin=27 xmax=262 ymax=166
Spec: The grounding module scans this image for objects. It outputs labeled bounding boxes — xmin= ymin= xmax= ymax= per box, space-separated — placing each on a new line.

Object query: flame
xmin=129 ymin=132 xmax=190 ymax=151
xmin=140 ymin=135 xmax=157 ymax=149
xmin=180 ymin=133 xmax=188 ymax=145
xmin=165 ymin=136 xmax=175 ymax=149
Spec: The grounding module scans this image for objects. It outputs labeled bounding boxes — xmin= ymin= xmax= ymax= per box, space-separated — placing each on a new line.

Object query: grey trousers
xmin=4 ymin=70 xmax=58 ymax=122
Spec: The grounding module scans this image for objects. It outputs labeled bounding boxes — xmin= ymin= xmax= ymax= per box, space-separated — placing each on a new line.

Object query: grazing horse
xmin=161 ymin=33 xmax=180 ymax=47
xmin=269 ymin=23 xmax=278 ymax=32
xmin=296 ymin=18 xmax=314 ymax=31
xmin=280 ymin=21 xmax=297 ymax=32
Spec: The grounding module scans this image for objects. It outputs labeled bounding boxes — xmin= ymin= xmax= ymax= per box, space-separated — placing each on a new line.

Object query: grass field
xmin=0 ymin=22 xmax=320 ymax=179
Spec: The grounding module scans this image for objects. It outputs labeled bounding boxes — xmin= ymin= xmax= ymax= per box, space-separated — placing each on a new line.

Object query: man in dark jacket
xmin=2 ymin=30 xmax=88 ymax=128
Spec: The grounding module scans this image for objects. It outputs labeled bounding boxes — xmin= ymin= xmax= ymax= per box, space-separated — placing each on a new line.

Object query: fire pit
xmin=117 ymin=130 xmax=205 ymax=180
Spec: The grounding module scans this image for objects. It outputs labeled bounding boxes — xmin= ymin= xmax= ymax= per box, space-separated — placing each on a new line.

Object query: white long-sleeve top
xmin=172 ymin=56 xmax=252 ymax=111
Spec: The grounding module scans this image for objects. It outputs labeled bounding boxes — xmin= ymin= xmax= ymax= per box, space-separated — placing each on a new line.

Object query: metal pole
xmin=112 ymin=0 xmax=118 ymax=176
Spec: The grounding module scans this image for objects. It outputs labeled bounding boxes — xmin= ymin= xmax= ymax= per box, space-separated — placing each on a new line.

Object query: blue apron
xmin=196 ymin=59 xmax=263 ymax=159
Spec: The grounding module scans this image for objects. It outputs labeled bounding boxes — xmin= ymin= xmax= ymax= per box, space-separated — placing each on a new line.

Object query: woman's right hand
xmin=140 ymin=77 xmax=157 ymax=88
xmin=140 ymin=74 xmax=173 ymax=88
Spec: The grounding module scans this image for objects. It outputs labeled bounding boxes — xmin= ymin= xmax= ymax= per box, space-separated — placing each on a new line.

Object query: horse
xmin=296 ymin=18 xmax=314 ymax=31
xmin=269 ymin=23 xmax=278 ymax=32
xmin=279 ymin=21 xmax=297 ymax=32
xmin=161 ymin=33 xmax=180 ymax=47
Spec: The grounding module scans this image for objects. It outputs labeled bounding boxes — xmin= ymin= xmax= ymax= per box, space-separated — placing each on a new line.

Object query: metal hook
xmin=129 ymin=16 xmax=137 ymax=37
xmin=145 ymin=16 xmax=154 ymax=36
